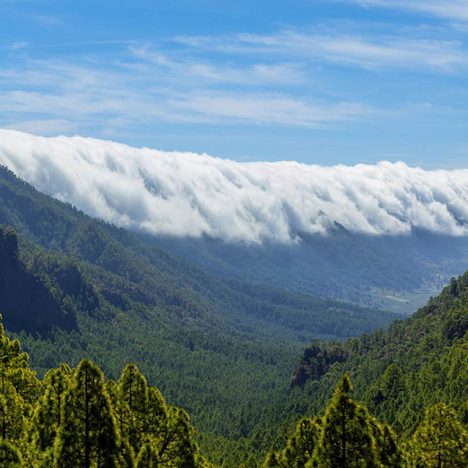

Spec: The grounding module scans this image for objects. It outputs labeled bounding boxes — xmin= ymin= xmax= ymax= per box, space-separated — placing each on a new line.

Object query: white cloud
xmin=129 ymin=45 xmax=306 ymax=85
xmin=0 ymin=57 xmax=369 ymax=131
xmin=176 ymin=30 xmax=468 ymax=71
xmin=354 ymin=0 xmax=468 ymax=22
xmin=0 ymin=129 xmax=467 ymax=244
xmin=169 ymin=92 xmax=370 ymax=127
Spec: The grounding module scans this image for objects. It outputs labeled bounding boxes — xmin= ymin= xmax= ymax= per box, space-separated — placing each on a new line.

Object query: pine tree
xmin=54 ymin=359 xmax=119 ymax=468
xmin=0 ymin=383 xmax=24 ymax=442
xmin=117 ymin=364 xmax=148 ymax=453
xmin=281 ymin=416 xmax=322 ymax=467
xmin=33 ymin=364 xmax=72 ymax=451
xmin=410 ymin=403 xmax=468 ymax=467
xmin=369 ymin=419 xmax=404 ymax=467
xmin=262 ymin=450 xmax=285 ymax=467
xmin=313 ymin=375 xmax=378 ymax=467
xmin=240 ymin=452 xmax=259 ymax=468
xmin=157 ymin=407 xmax=198 ymax=467
xmin=144 ymin=386 xmax=168 ymax=437
xmin=0 ymin=317 xmax=39 ymax=405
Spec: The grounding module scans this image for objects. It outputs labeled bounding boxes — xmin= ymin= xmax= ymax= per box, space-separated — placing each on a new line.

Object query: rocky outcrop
xmin=0 ymin=227 xmax=77 ymax=334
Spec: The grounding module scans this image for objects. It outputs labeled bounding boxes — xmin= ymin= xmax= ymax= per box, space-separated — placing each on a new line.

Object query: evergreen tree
xmin=144 ymin=386 xmax=168 ymax=437
xmin=240 ymin=452 xmax=259 ymax=468
xmin=33 ymin=364 xmax=72 ymax=451
xmin=313 ymin=375 xmax=378 ymax=467
xmin=0 ymin=382 xmax=24 ymax=442
xmin=158 ymin=407 xmax=198 ymax=466
xmin=410 ymin=403 xmax=467 ymax=467
xmin=262 ymin=450 xmax=285 ymax=467
xmin=281 ymin=416 xmax=321 ymax=467
xmin=117 ymin=364 xmax=148 ymax=453
xmin=54 ymin=359 xmax=119 ymax=468
xmin=370 ymin=419 xmax=404 ymax=467
xmin=0 ymin=317 xmax=39 ymax=405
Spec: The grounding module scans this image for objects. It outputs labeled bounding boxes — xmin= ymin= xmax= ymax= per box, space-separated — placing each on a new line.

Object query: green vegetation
xmin=155 ymin=225 xmax=468 ymax=312
xmin=0 ymin=320 xmax=209 ymax=466
xmin=0 ymin=165 xmax=399 ymax=464
xmin=288 ymin=272 xmax=468 ymax=437
xmin=264 ymin=376 xmax=467 ymax=467
xmin=268 ymin=271 xmax=468 ymax=467
xmin=2 ymin=317 xmax=465 ymax=467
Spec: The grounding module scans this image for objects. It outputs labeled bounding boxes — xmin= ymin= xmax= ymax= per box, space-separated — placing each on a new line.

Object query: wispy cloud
xmin=170 ymin=92 xmax=370 ymax=127
xmin=32 ymin=13 xmax=64 ymax=28
xmin=5 ymin=118 xmax=75 ymax=135
xmin=1 ymin=13 xmax=467 ymax=143
xmin=353 ymin=0 xmax=468 ymax=22
xmin=176 ymin=29 xmax=468 ymax=71
xmin=0 ymin=56 xmax=369 ymax=134
xmin=129 ymin=44 xmax=306 ymax=86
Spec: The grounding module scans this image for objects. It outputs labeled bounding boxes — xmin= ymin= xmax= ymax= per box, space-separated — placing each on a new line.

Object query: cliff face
xmin=0 ymin=227 xmax=77 ymax=335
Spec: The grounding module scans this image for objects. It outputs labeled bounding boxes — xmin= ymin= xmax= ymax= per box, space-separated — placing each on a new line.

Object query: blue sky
xmin=1 ymin=0 xmax=468 ymax=167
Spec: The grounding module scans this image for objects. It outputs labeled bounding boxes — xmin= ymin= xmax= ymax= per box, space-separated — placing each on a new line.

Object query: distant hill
xmin=154 ymin=228 xmax=468 ymax=313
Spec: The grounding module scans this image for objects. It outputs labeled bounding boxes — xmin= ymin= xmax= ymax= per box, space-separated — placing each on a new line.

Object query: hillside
xmin=286 ymin=271 xmax=468 ymax=439
xmin=154 ymin=230 xmax=468 ymax=313
xmin=0 ymin=165 xmax=398 ymax=464
xmin=0 ymin=165 xmax=394 ymax=339
xmin=0 ymin=227 xmax=78 ymax=334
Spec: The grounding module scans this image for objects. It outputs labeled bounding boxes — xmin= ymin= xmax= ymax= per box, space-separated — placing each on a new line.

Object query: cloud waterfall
xmin=0 ymin=129 xmax=467 ymax=243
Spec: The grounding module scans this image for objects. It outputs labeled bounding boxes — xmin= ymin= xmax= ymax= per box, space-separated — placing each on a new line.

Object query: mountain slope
xmin=288 ymin=271 xmax=468 ymax=437
xmin=0 ymin=226 xmax=78 ymax=334
xmin=2 ymin=130 xmax=467 ymax=313
xmin=154 ymin=229 xmax=468 ymax=313
xmin=0 ymin=165 xmax=395 ymax=339
xmin=0 ymin=165 xmax=399 ymax=464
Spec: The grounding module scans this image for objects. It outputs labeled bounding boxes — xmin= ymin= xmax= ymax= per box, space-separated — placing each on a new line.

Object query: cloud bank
xmin=0 ymin=129 xmax=467 ymax=243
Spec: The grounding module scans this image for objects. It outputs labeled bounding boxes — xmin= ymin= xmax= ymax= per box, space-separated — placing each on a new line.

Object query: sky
xmin=1 ymin=0 xmax=468 ymax=168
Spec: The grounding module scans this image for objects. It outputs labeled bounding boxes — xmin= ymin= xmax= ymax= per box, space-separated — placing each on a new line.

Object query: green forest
xmin=1 ymin=268 xmax=467 ymax=466
xmin=0 ymin=295 xmax=466 ymax=467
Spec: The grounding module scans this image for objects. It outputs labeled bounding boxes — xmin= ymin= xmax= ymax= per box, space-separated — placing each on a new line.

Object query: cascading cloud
xmin=0 ymin=129 xmax=467 ymax=243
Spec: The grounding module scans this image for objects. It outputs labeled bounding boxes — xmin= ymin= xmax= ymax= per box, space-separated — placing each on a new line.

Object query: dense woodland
xmin=287 ymin=271 xmax=468 ymax=438
xmin=154 ymin=226 xmax=468 ymax=313
xmin=0 ymin=313 xmax=466 ymax=467
xmin=0 ymin=165 xmax=467 ymax=466
xmin=264 ymin=271 xmax=468 ymax=467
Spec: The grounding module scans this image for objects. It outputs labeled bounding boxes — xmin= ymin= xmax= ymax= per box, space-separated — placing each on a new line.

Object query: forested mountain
xmin=1 ymin=274 xmax=466 ymax=467
xmin=274 ymin=270 xmax=468 ymax=460
xmin=264 ymin=373 xmax=467 ymax=467
xmin=0 ymin=227 xmax=78 ymax=334
xmin=0 ymin=165 xmax=394 ymax=340
xmin=2 ymin=131 xmax=467 ymax=315
xmin=0 ymin=165 xmax=399 ymax=464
